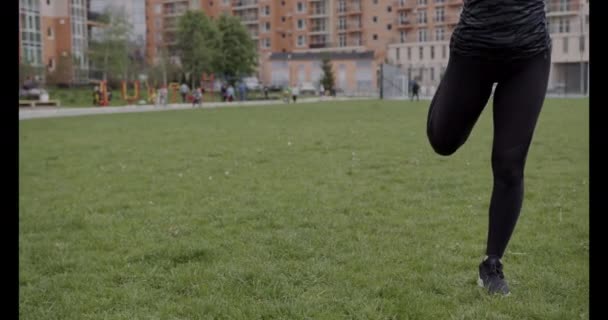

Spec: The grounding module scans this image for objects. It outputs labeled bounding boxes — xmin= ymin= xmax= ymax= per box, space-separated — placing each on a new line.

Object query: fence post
xmin=379 ymin=64 xmax=384 ymax=100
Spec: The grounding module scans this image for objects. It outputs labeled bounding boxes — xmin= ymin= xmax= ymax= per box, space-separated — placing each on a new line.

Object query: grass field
xmin=19 ymin=98 xmax=588 ymax=319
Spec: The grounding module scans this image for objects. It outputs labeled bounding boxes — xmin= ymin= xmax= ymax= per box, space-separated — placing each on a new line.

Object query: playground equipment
xmin=121 ymin=80 xmax=140 ymax=105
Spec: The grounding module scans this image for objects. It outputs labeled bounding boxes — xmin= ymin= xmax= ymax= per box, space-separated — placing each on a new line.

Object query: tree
xmin=176 ymin=11 xmax=219 ymax=89
xmin=216 ymin=14 xmax=258 ymax=84
xmin=320 ymin=55 xmax=335 ymax=93
xmin=19 ymin=61 xmax=35 ymax=85
xmin=88 ymin=8 xmax=133 ymax=84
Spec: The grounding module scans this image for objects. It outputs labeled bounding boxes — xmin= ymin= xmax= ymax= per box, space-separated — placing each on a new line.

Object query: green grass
xmin=19 ymin=98 xmax=588 ymax=319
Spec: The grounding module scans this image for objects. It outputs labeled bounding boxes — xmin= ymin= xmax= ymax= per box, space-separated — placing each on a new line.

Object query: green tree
xmin=19 ymin=61 xmax=35 ymax=85
xmin=320 ymin=55 xmax=335 ymax=93
xmin=88 ymin=8 xmax=133 ymax=83
xmin=216 ymin=14 xmax=258 ymax=84
xmin=176 ymin=10 xmax=219 ymax=89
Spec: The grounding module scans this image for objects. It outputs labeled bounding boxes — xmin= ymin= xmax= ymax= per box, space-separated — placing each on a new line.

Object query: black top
xmin=450 ymin=0 xmax=551 ymax=60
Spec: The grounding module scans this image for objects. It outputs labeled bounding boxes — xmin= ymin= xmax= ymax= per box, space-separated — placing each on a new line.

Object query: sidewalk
xmin=19 ymin=96 xmax=377 ymax=120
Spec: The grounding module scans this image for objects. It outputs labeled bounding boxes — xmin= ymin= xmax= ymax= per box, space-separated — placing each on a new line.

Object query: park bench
xmin=19 ymin=100 xmax=61 ymax=108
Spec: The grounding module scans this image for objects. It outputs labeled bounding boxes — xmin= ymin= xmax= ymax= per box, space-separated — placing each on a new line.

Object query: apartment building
xmin=143 ymin=0 xmax=588 ymax=95
xmin=19 ymin=0 xmax=90 ymax=83
xmin=545 ymin=0 xmax=589 ymax=94
xmin=386 ymin=0 xmax=589 ymax=96
xmin=386 ymin=0 xmax=462 ymax=96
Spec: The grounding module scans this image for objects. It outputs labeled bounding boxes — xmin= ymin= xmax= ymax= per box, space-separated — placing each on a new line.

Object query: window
xmin=339 ymin=17 xmax=346 ymax=29
xmin=442 ymin=45 xmax=447 ymax=59
xmin=419 ymin=47 xmax=423 ymax=59
xmin=373 ymin=34 xmax=378 ymax=40
xmin=435 ymin=27 xmax=445 ymax=41
xmin=431 ymin=46 xmax=435 ymax=59
xmin=387 ymin=6 xmax=392 ymax=12
xmin=282 ymin=16 xmax=286 ymax=22
xmin=580 ymin=35 xmax=585 ymax=52
xmin=407 ymin=47 xmax=411 ymax=59
xmin=400 ymin=31 xmax=407 ymax=43
xmin=373 ymin=0 xmax=378 ymax=3
xmin=563 ymin=37 xmax=568 ymax=53
xmin=396 ymin=48 xmax=400 ymax=60
xmin=297 ymin=35 xmax=305 ymax=46
xmin=46 ymin=0 xmax=50 ymax=5
xmin=297 ymin=2 xmax=305 ymax=12
xmin=262 ymin=6 xmax=270 ymax=16
xmin=435 ymin=7 xmax=444 ymax=22
xmin=430 ymin=67 xmax=434 ymax=81
xmin=417 ymin=10 xmax=427 ymax=24
xmin=297 ymin=19 xmax=305 ymax=29
xmin=264 ymin=38 xmax=271 ymax=48
xmin=418 ymin=28 xmax=427 ymax=42
xmin=387 ymin=24 xmax=392 ymax=30
xmin=339 ymin=34 xmax=346 ymax=47
xmin=559 ymin=17 xmax=570 ymax=33
xmin=373 ymin=16 xmax=377 ymax=23
xmin=155 ymin=4 xmax=161 ymax=14
xmin=338 ymin=0 xmax=346 ymax=12
xmin=282 ymin=33 xmax=286 ymax=38
xmin=47 ymin=27 xmax=52 ymax=38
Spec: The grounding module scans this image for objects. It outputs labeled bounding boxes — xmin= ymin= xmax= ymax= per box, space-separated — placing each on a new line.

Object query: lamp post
xmin=578 ymin=4 xmax=586 ymax=96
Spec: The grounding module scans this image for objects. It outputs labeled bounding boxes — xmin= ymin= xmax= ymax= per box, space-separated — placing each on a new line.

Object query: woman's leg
xmin=427 ymin=54 xmax=495 ymax=156
xmin=486 ymin=52 xmax=551 ymax=259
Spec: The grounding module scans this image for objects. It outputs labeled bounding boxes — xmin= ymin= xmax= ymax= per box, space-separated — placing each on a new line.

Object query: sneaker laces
xmin=488 ymin=263 xmax=505 ymax=279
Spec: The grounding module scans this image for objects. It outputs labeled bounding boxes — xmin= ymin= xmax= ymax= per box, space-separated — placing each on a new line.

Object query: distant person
xmin=292 ymin=84 xmax=300 ymax=103
xmin=192 ymin=87 xmax=202 ymax=107
xmin=319 ymin=84 xmax=325 ymax=97
xmin=238 ymin=81 xmax=247 ymax=101
xmin=411 ymin=80 xmax=420 ymax=101
xmin=226 ymin=84 xmax=235 ymax=102
xmin=282 ymin=86 xmax=291 ymax=103
xmin=263 ymin=85 xmax=269 ymax=99
xmin=180 ymin=83 xmax=189 ymax=103
xmin=93 ymin=86 xmax=100 ymax=105
xmin=220 ymin=83 xmax=227 ymax=102
xmin=159 ymin=85 xmax=168 ymax=106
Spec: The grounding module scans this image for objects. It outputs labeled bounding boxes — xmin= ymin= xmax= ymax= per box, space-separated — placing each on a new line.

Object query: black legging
xmin=427 ymin=50 xmax=551 ymax=258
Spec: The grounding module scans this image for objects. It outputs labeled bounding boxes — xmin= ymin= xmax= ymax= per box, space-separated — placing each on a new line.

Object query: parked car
xmin=243 ymin=77 xmax=261 ymax=91
xmin=299 ymin=82 xmax=316 ymax=94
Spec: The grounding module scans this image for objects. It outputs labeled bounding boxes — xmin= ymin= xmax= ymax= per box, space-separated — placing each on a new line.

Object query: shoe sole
xmin=477 ymin=276 xmax=511 ymax=296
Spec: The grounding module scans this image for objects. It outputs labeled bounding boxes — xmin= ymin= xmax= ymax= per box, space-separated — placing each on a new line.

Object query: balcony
xmin=309 ymin=9 xmax=328 ymax=18
xmin=395 ymin=19 xmax=413 ymax=29
xmin=309 ymin=42 xmax=330 ymax=49
xmin=309 ymin=27 xmax=330 ymax=35
xmin=546 ymin=4 xmax=579 ymax=17
xmin=447 ymin=0 xmax=463 ymax=6
xmin=232 ymin=0 xmax=258 ymax=10
xmin=395 ymin=0 xmax=416 ymax=10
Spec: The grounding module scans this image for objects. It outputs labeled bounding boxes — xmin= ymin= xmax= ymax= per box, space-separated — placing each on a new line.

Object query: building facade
xmin=19 ymin=0 xmax=90 ymax=83
xmin=141 ymin=0 xmax=589 ymax=95
xmin=386 ymin=0 xmax=589 ymax=96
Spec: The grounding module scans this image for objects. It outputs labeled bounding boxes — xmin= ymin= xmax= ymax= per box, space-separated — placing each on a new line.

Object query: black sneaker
xmin=477 ymin=256 xmax=511 ymax=296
